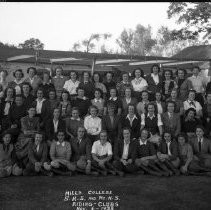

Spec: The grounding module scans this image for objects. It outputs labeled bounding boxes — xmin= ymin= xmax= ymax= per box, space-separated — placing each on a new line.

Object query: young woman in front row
xmin=157 ymin=131 xmax=180 ymax=175
xmin=0 ymin=131 xmax=22 ymax=177
xmin=91 ymin=130 xmax=124 ymax=176
xmin=134 ymin=129 xmax=171 ymax=176
xmin=44 ymin=130 xmax=76 ymax=176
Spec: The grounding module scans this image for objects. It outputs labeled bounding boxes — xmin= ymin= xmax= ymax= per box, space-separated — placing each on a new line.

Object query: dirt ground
xmin=0 ymin=174 xmax=211 ymax=210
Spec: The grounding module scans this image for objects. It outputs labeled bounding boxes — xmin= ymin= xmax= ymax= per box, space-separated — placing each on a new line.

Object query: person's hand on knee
xmin=35 ymin=162 xmax=41 ymax=172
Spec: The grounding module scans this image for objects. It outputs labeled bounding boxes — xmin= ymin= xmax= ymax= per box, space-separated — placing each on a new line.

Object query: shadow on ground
xmin=0 ymin=174 xmax=211 ymax=210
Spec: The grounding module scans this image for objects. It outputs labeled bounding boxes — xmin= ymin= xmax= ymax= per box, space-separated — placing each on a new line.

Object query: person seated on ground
xmin=38 ymin=72 xmax=55 ymax=99
xmin=121 ymin=87 xmax=137 ymax=116
xmin=66 ymin=107 xmax=84 ymax=139
xmin=71 ymin=87 xmax=91 ymax=119
xmin=136 ymin=90 xmax=150 ymax=117
xmin=58 ymin=90 xmax=72 ymax=120
xmin=113 ymin=128 xmax=138 ymax=175
xmin=166 ymin=89 xmax=184 ymax=116
xmin=202 ymin=92 xmax=211 ymax=137
xmin=188 ymin=125 xmax=211 ymax=170
xmin=32 ymin=88 xmax=51 ymax=129
xmin=177 ymin=133 xmax=211 ymax=176
xmin=7 ymin=94 xmax=27 ymax=142
xmin=104 ymin=87 xmax=122 ymax=116
xmin=48 ymin=88 xmax=60 ymax=115
xmin=162 ymin=101 xmax=181 ymax=138
xmin=157 ymin=131 xmax=180 ymax=175
xmin=116 ymin=72 xmax=133 ymax=99
xmin=45 ymin=108 xmax=65 ymax=147
xmin=24 ymin=67 xmax=42 ymax=96
xmin=102 ymin=102 xmax=121 ymax=147
xmin=70 ymin=126 xmax=97 ymax=176
xmin=153 ymin=91 xmax=166 ymax=115
xmin=0 ymin=131 xmax=22 ymax=178
xmin=134 ymin=128 xmax=170 ymax=177
xmin=44 ymin=130 xmax=76 ymax=176
xmin=21 ymin=82 xmax=35 ymax=111
xmin=23 ymin=132 xmax=51 ymax=176
xmin=121 ymin=104 xmax=141 ymax=140
xmin=84 ymin=105 xmax=101 ymax=143
xmin=91 ymin=130 xmax=122 ymax=176
xmin=183 ymin=89 xmax=203 ymax=119
xmin=91 ymin=88 xmax=105 ymax=117
xmin=181 ymin=108 xmax=202 ymax=139
xmin=78 ymin=71 xmax=95 ymax=100
xmin=140 ymin=102 xmax=163 ymax=140
xmin=15 ymin=106 xmax=40 ymax=170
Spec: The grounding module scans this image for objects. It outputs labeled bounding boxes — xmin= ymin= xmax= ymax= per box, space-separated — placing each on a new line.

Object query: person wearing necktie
xmin=23 ymin=132 xmax=51 ymax=176
xmin=189 ymin=125 xmax=211 ymax=170
xmin=44 ymin=131 xmax=76 ymax=176
xmin=157 ymin=131 xmax=180 ymax=176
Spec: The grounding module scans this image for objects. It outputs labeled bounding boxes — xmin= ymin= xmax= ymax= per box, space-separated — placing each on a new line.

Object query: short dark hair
xmin=27 ymin=67 xmax=37 ymax=75
xmin=151 ymin=64 xmax=160 ymax=73
xmin=13 ymin=69 xmax=24 ymax=78
xmin=177 ymin=133 xmax=188 ymax=143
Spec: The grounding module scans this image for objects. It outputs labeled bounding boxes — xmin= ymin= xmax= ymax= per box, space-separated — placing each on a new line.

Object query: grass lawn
xmin=0 ymin=174 xmax=211 ymax=210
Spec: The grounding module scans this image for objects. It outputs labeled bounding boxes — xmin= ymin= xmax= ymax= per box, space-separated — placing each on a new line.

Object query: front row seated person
xmin=157 ymin=131 xmax=180 ymax=175
xmin=70 ymin=126 xmax=97 ymax=175
xmin=113 ymin=128 xmax=138 ymax=174
xmin=44 ymin=130 xmax=76 ymax=176
xmin=0 ymin=131 xmax=22 ymax=177
xmin=23 ymin=132 xmax=52 ymax=176
xmin=177 ymin=133 xmax=211 ymax=176
xmin=91 ymin=130 xmax=124 ymax=176
xmin=134 ymin=129 xmax=172 ymax=177
xmin=15 ymin=106 xmax=40 ymax=170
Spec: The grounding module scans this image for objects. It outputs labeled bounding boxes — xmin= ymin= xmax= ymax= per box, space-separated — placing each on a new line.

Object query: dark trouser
xmin=23 ymin=162 xmax=49 ymax=176
xmin=113 ymin=160 xmax=138 ymax=173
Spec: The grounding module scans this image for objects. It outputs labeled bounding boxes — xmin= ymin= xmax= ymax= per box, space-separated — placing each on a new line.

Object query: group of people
xmin=0 ymin=64 xmax=211 ymax=178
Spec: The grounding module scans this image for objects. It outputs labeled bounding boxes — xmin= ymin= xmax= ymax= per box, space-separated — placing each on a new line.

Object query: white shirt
xmin=131 ymin=77 xmax=148 ymax=92
xmin=183 ymin=100 xmax=202 ymax=113
xmin=151 ymin=73 xmax=159 ymax=85
xmin=126 ymin=114 xmax=137 ymax=126
xmin=125 ymin=98 xmax=131 ymax=104
xmin=36 ymin=144 xmax=40 ymax=152
xmin=156 ymin=102 xmax=163 ymax=114
xmin=36 ymin=98 xmax=45 ymax=114
xmin=94 ymin=98 xmax=102 ymax=103
xmin=167 ymin=142 xmax=172 ymax=156
xmin=109 ymin=97 xmax=117 ymax=101
xmin=63 ymin=79 xmax=80 ymax=95
xmin=91 ymin=140 xmax=112 ymax=156
xmin=188 ymin=75 xmax=206 ymax=93
xmin=29 ymin=77 xmax=34 ymax=85
xmin=53 ymin=119 xmax=59 ymax=133
xmin=141 ymin=113 xmax=163 ymax=126
xmin=139 ymin=139 xmax=147 ymax=146
xmin=84 ymin=115 xmax=102 ymax=135
xmin=122 ymin=141 xmax=130 ymax=160
xmin=56 ymin=141 xmax=65 ymax=147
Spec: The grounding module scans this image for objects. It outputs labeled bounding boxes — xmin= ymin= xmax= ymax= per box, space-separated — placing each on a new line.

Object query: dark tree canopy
xmin=167 ymin=2 xmax=211 ymax=40
xmin=18 ymin=38 xmax=44 ymax=50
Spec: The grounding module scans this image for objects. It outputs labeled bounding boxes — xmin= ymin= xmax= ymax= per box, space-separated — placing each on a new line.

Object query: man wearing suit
xmin=45 ymin=108 xmax=65 ymax=147
xmin=23 ymin=132 xmax=50 ymax=176
xmin=70 ymin=126 xmax=93 ymax=175
xmin=102 ymin=102 xmax=122 ymax=146
xmin=113 ymin=128 xmax=138 ymax=174
xmin=189 ymin=125 xmax=211 ymax=169
xmin=162 ymin=101 xmax=181 ymax=137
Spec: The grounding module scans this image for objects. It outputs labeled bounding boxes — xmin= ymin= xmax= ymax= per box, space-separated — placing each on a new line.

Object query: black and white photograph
xmin=0 ymin=2 xmax=211 ymax=210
